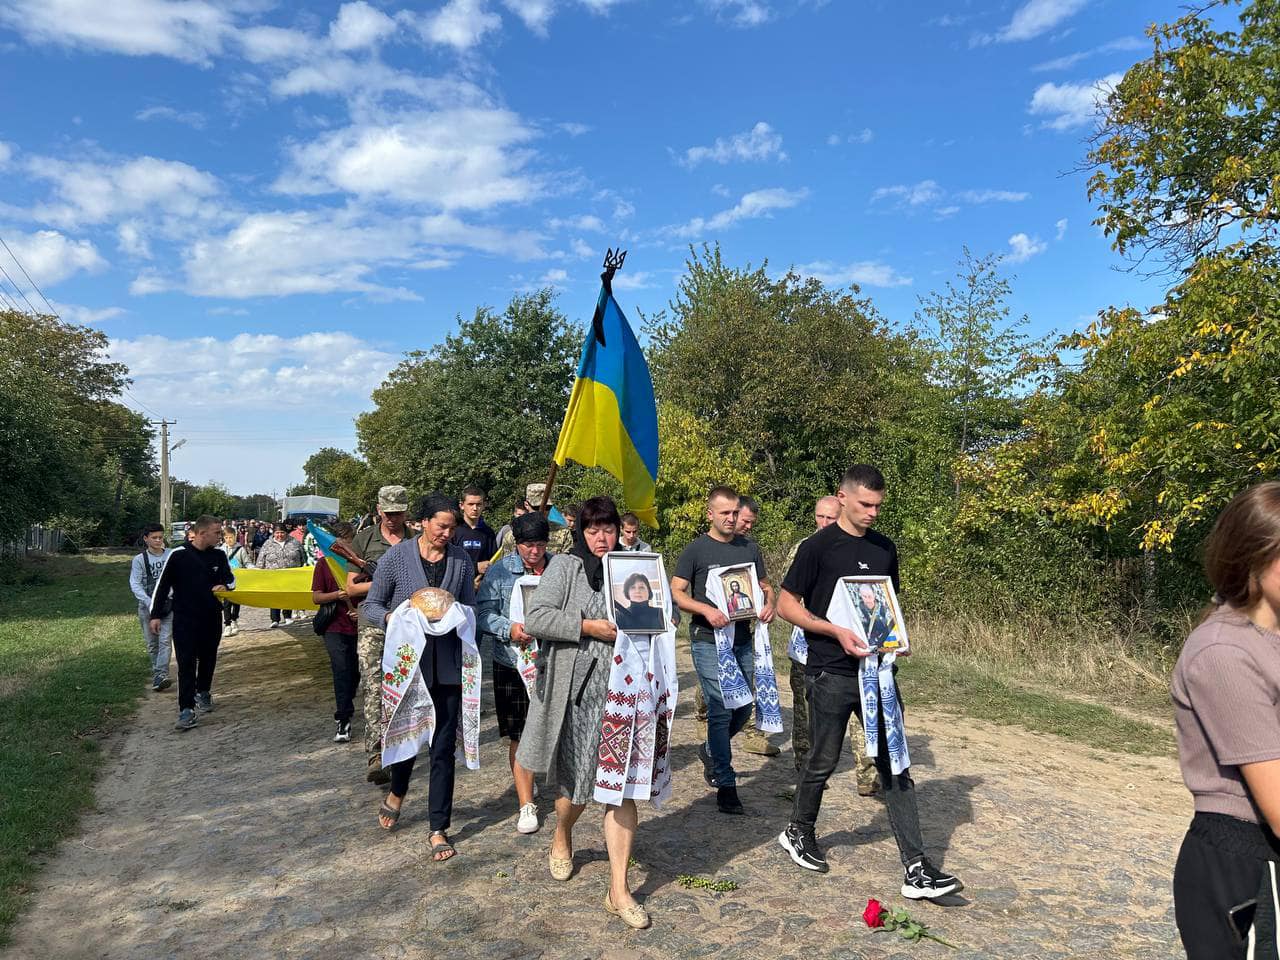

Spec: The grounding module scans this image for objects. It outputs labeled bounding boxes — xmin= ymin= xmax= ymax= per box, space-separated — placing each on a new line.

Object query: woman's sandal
xmin=549 ymin=851 xmax=573 ymax=881
xmin=604 ymin=892 xmax=651 ymax=930
xmin=378 ymin=799 xmax=401 ymax=831
xmin=429 ymin=831 xmax=456 ymax=862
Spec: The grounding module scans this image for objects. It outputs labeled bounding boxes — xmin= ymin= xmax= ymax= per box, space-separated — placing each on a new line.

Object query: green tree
xmin=1089 ymin=0 xmax=1280 ymax=271
xmin=357 ymin=289 xmax=581 ymax=510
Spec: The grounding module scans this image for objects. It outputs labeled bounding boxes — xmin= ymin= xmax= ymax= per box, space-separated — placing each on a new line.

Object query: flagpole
xmin=539 ymin=247 xmax=627 ymax=515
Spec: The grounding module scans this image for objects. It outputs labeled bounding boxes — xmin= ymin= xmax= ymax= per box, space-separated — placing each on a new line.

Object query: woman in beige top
xmin=1171 ymin=482 xmax=1280 ymax=959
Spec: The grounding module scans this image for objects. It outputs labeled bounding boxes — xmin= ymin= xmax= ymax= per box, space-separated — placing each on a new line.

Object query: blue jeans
xmin=690 ymin=639 xmax=754 ymax=787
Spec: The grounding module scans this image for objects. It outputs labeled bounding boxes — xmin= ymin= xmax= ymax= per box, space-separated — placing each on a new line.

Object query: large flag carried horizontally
xmin=552 ymin=253 xmax=660 ymax=526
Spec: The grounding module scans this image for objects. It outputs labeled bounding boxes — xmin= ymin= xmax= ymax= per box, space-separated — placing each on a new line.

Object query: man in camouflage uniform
xmin=495 ymin=482 xmax=573 ymax=557
xmin=345 ymin=484 xmax=411 ymax=785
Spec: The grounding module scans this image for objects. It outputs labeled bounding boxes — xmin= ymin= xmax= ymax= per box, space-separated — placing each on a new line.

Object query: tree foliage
xmin=1090 ymin=0 xmax=1280 ymax=271
xmin=356 ymin=290 xmax=581 ymax=510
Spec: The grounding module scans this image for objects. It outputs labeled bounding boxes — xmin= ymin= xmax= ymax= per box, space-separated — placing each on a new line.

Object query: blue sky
xmin=0 ymin=0 xmax=1180 ymax=497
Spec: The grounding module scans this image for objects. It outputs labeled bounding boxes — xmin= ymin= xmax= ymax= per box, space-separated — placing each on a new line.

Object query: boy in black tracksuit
xmin=149 ymin=516 xmax=236 ymax=730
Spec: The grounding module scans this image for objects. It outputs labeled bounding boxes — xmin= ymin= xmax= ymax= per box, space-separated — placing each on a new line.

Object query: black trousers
xmin=270 ymin=608 xmax=292 ymax=623
xmin=322 ymin=630 xmax=360 ymax=722
xmin=387 ymin=680 xmax=462 ymax=833
xmin=221 ymin=600 xmax=240 ymax=625
xmin=173 ymin=614 xmax=222 ymax=711
xmin=792 ymin=669 xmax=926 ymax=867
xmin=1175 ymin=812 xmax=1280 ymax=960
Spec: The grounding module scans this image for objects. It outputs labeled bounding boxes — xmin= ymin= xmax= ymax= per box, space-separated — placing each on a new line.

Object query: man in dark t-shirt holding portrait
xmin=776 ymin=464 xmax=963 ymax=902
xmin=672 ymin=485 xmax=774 ymax=816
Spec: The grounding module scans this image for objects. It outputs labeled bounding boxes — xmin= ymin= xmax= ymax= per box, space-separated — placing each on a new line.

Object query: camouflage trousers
xmin=694 ymin=683 xmax=769 ymax=741
xmin=357 ymin=625 xmax=387 ymax=759
xmin=788 ymin=664 xmax=879 ymax=790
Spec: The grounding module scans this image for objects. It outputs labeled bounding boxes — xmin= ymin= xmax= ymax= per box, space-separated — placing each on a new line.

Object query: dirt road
xmin=5 ymin=606 xmax=1187 ymax=959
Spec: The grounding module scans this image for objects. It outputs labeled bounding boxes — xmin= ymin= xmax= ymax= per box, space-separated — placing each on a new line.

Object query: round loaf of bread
xmin=409 ymin=586 xmax=455 ymax=621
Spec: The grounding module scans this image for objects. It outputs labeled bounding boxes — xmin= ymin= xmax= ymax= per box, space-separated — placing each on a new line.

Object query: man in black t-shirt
xmin=776 ymin=465 xmax=963 ymax=901
xmin=452 ymin=485 xmax=497 ymax=574
xmin=672 ymin=485 xmax=774 ymax=815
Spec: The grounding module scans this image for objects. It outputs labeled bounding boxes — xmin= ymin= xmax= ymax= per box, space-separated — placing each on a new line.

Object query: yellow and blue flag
xmin=552 ymin=274 xmax=660 ymax=526
xmin=307 ymin=519 xmax=348 ymax=585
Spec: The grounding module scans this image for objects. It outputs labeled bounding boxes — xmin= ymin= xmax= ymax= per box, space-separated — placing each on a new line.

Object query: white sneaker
xmin=228 ymin=622 xmax=238 ymax=636
xmin=516 ymin=802 xmax=540 ymax=834
xmin=281 ymin=618 xmax=293 ymax=626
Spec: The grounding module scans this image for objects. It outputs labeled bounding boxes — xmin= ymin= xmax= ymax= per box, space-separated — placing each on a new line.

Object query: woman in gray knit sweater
xmin=516 ymin=496 xmax=650 ymax=929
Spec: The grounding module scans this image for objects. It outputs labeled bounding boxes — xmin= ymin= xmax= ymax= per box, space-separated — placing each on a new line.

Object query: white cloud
xmin=274 ymin=109 xmax=540 ymax=210
xmin=871 ymin=180 xmax=942 ymax=206
xmin=1033 ymin=36 xmax=1144 ymax=72
xmin=827 ymin=128 xmax=873 ymax=146
xmin=611 ymin=270 xmax=653 ymax=291
xmin=1007 ymin=232 xmax=1048 ymax=262
xmin=0 ymin=142 xmax=13 ymax=167
xmin=569 ymin=237 xmax=595 ymax=258
xmin=537 ymin=268 xmax=569 ymax=287
xmin=702 ymin=0 xmax=771 ymax=27
xmin=0 ymin=0 xmax=233 ymax=63
xmin=2 ymin=229 xmax=106 ymax=286
xmin=978 ymin=0 xmax=1089 ymax=44
xmin=669 ymin=187 xmax=808 ymax=238
xmin=50 ymin=300 xmax=126 ymax=325
xmin=419 ymin=213 xmax=547 ymax=259
xmin=414 ymin=0 xmax=502 ymax=50
xmin=117 ymin=221 xmax=152 ymax=258
xmin=26 ymin=154 xmax=223 ymax=228
xmin=548 ymin=214 xmax=606 ymax=233
xmin=1055 ymin=217 xmax=1069 ymax=240
xmin=135 ymin=105 xmax=206 ymax=129
xmin=165 ymin=210 xmax=425 ymax=300
xmin=558 ymin=121 xmax=590 ymax=137
xmin=503 ymin=0 xmax=556 ymax=33
xmin=955 ymin=189 xmax=1031 ymax=203
xmin=1028 ymin=72 xmax=1122 ymax=130
xmin=109 ymin=331 xmax=398 ymax=412
xmin=237 ymin=24 xmax=317 ymax=64
xmin=793 ymin=260 xmax=912 ymax=288
xmin=612 ymin=198 xmax=635 ymax=220
xmin=329 ymin=1 xmax=397 ymax=50
xmin=681 ymin=121 xmax=786 ymax=167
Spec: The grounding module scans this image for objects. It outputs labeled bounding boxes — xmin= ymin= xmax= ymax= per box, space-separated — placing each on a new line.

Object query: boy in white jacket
xmin=129 ymin=523 xmax=173 ymax=690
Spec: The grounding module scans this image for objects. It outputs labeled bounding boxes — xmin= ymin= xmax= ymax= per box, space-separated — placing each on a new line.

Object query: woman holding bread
xmin=362 ymin=493 xmax=476 ymax=861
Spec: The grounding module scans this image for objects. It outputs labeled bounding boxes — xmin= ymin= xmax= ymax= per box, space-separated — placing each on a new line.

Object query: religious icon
xmin=840 ymin=576 xmax=909 ymax=654
xmin=718 ymin=563 xmax=760 ymax=622
xmin=603 ymin=552 xmax=669 ymax=634
xmin=519 ymin=582 xmax=538 ymax=614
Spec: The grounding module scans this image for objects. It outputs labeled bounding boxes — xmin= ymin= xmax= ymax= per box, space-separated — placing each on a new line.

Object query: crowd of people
xmin=124 ymin=455 xmax=1280 ymax=953
xmin=135 ymin=465 xmax=972 ymax=929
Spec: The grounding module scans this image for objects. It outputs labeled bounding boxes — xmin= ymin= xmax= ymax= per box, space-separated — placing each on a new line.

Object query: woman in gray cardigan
xmin=364 ymin=493 xmax=475 ymax=862
xmin=516 ymin=496 xmax=650 ymax=929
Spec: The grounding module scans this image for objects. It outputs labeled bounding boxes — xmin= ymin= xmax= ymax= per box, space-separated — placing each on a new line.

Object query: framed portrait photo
xmin=840 ymin=576 xmax=909 ymax=655
xmin=603 ymin=552 xmax=669 ymax=635
xmin=717 ymin=563 xmax=760 ymax=622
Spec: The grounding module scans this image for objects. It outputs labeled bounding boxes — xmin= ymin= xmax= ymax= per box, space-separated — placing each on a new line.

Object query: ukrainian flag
xmin=553 ymin=279 xmax=660 ymax=527
xmin=307 ymin=519 xmax=348 ymax=585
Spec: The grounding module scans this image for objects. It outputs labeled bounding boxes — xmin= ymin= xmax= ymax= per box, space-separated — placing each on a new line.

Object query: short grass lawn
xmin=0 ymin=554 xmax=147 ymax=945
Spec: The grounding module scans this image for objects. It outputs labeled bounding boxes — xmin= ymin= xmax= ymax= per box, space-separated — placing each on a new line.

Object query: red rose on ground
xmin=863 ymin=898 xmax=886 ymax=929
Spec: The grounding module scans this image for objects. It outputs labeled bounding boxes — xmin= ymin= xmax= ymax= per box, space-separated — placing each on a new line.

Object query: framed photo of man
xmin=603 ymin=552 xmax=669 ymax=634
xmin=717 ymin=563 xmax=760 ymax=622
xmin=840 ymin=576 xmax=909 ymax=655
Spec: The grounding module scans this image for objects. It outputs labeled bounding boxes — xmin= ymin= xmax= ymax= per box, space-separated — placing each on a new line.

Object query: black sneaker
xmin=174 ymin=708 xmax=198 ymax=731
xmin=902 ymin=859 xmax=963 ymax=899
xmin=698 ymin=742 xmax=717 ymax=787
xmin=717 ymin=785 xmax=744 ymax=815
xmin=195 ymin=691 xmax=214 ymax=714
xmin=333 ymin=720 xmax=352 ymax=743
xmin=153 ymin=677 xmax=172 ymax=692
xmin=778 ymin=824 xmax=828 ymax=873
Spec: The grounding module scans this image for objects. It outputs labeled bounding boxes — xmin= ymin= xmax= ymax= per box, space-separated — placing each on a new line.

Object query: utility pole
xmin=157 ymin=419 xmax=175 ymax=531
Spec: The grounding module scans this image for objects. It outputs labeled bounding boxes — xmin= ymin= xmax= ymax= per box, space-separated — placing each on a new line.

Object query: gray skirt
xmin=550 ymin=641 xmax=613 ymax=805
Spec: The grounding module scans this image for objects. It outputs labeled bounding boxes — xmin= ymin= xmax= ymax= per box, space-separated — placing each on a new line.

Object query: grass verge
xmin=766 ymin=612 xmax=1176 ymax=759
xmin=0 ymin=554 xmax=146 ymax=945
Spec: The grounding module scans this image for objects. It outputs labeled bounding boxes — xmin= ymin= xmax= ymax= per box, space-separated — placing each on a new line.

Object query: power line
xmin=0 ymin=233 xmax=58 ymax=317
xmin=0 ymin=260 xmax=39 ymax=315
